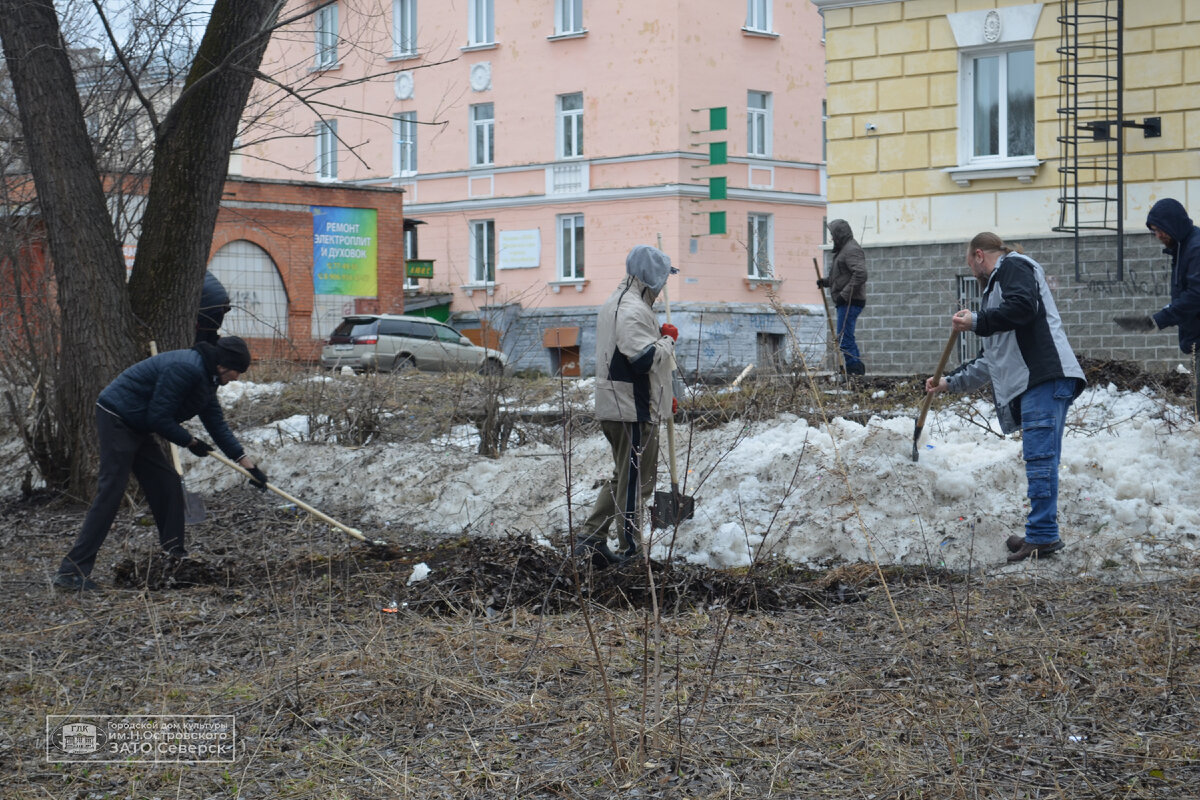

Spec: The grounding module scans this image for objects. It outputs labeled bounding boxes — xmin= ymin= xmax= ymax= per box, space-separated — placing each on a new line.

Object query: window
xmin=315 ymin=120 xmax=337 ymax=180
xmin=746 ymin=0 xmax=771 ymax=32
xmin=393 ymin=0 xmax=417 ymax=57
xmin=821 ymin=99 xmax=828 ymax=163
xmin=469 ymin=220 xmax=495 ymax=283
xmin=555 ymin=0 xmax=583 ymax=34
xmin=394 ymin=112 xmax=417 ymax=176
xmin=470 ymin=103 xmax=494 ymax=166
xmin=315 ymin=3 xmax=338 ymax=68
xmin=747 ymin=213 xmax=773 ymax=278
xmin=961 ymin=47 xmax=1034 ymax=163
xmin=557 ymin=93 xmax=583 ymax=159
xmin=468 ymin=0 xmax=494 ymax=46
xmin=558 ymin=214 xmax=584 ymax=280
xmin=404 ymin=224 xmax=419 ymax=289
xmin=747 ymin=91 xmax=771 ymax=157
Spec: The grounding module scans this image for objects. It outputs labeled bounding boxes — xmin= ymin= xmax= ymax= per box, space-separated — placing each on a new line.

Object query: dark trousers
xmin=57 ymin=408 xmax=185 ymax=577
xmin=579 ymin=420 xmax=659 ymax=554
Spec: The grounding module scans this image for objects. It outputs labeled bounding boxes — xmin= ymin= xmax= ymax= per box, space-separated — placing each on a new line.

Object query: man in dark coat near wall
xmin=1114 ymin=198 xmax=1200 ymax=356
xmin=818 ymin=219 xmax=869 ymax=375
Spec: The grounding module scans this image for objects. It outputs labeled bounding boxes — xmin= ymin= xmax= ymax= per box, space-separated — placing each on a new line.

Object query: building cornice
xmin=402 ymin=184 xmax=825 ymax=215
xmin=810 ymin=0 xmax=896 ymax=10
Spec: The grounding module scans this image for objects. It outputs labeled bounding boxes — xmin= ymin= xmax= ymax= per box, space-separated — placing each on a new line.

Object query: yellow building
xmin=813 ymin=0 xmax=1200 ymax=373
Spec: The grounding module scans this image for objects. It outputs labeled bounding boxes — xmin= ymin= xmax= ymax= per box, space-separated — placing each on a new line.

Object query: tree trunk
xmin=128 ymin=0 xmax=281 ymax=351
xmin=0 ymin=0 xmax=141 ymax=497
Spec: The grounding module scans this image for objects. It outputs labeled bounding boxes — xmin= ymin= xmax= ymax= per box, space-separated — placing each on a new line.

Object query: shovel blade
xmin=651 ymin=487 xmax=695 ymax=529
xmin=183 ymin=488 xmax=206 ymax=525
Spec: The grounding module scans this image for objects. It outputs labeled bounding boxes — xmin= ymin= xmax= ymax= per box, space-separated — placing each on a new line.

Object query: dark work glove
xmin=246 ymin=466 xmax=269 ymax=491
xmin=186 ymin=439 xmax=213 ymax=457
xmin=1113 ymin=315 xmax=1156 ymax=332
xmin=816 ymin=278 xmax=830 ymax=289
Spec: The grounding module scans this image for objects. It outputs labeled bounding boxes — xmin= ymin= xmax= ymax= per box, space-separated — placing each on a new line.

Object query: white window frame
xmin=468 ymin=0 xmax=494 ymax=46
xmin=555 ymin=0 xmax=583 ymax=35
xmin=393 ymin=112 xmax=417 ymax=176
xmin=315 ymin=120 xmax=337 ymax=181
xmin=558 ymin=214 xmax=585 ymax=280
xmin=747 ymin=213 xmax=773 ymax=278
xmin=470 ymin=103 xmax=494 ymax=167
xmin=469 ymin=219 xmax=495 ymax=284
xmin=746 ymin=0 xmax=771 ymax=33
xmin=556 ymin=93 xmax=583 ymax=159
xmin=404 ymin=226 xmax=420 ymax=289
xmin=393 ymin=0 xmax=417 ymax=57
xmin=957 ymin=44 xmax=1035 ymax=166
xmin=314 ymin=3 xmax=339 ymax=69
xmin=747 ymin=90 xmax=772 ymax=158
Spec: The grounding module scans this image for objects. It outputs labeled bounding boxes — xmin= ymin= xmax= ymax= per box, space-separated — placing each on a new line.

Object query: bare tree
xmin=0 ymin=0 xmax=280 ymax=496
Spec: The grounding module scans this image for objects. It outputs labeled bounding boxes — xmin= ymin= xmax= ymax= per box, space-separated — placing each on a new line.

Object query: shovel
xmin=813 ymin=257 xmax=845 ymax=377
xmin=208 ymin=449 xmax=388 ymax=546
xmin=149 ymin=341 xmax=206 ymax=523
xmin=650 ymin=281 xmax=696 ymax=529
xmin=912 ymin=329 xmax=960 ymax=462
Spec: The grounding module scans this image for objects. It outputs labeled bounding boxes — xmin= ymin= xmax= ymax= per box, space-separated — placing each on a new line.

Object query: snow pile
xmin=170 ymin=379 xmax=1200 ymax=581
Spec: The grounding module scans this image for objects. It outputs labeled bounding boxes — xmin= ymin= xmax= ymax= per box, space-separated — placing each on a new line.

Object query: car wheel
xmin=480 ymin=358 xmax=503 ymax=376
xmin=393 ymin=354 xmax=417 ymax=373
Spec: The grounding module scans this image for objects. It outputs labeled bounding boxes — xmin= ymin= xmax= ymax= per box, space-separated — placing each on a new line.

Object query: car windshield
xmin=329 ymin=318 xmax=380 ymax=343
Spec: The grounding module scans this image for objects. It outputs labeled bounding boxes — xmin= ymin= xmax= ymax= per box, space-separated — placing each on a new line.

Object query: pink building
xmin=236 ymin=0 xmax=829 ymax=377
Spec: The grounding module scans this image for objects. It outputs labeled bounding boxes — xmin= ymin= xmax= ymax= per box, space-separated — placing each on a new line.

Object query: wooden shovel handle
xmin=208 ymin=449 xmax=372 ymax=544
xmin=916 ymin=329 xmax=961 ymax=429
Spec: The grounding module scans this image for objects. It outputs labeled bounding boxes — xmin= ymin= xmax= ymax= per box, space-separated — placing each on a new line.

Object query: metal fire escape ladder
xmin=1054 ymin=0 xmax=1159 ymax=281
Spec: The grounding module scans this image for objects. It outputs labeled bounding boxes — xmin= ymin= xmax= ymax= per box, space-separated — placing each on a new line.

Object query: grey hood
xmin=828 ymin=219 xmax=855 ymax=251
xmin=625 ymin=245 xmax=673 ymax=296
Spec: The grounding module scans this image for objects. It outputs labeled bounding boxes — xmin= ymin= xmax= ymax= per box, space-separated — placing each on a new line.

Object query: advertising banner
xmin=312 ymin=206 xmax=378 ymax=295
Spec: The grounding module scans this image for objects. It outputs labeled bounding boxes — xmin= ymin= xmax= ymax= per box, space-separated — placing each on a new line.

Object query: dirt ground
xmin=2 ymin=361 xmax=1198 ymax=798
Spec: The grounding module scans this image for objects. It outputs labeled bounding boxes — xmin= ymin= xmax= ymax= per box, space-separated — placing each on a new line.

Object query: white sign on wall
xmin=498 ymin=229 xmax=541 ymax=269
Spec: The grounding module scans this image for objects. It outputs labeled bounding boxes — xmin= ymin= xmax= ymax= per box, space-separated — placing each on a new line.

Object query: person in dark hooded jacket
xmin=818 ymin=219 xmax=868 ymax=375
xmin=1114 ymin=199 xmax=1200 ymax=355
xmin=53 ymin=337 xmax=268 ymax=591
xmin=196 ymin=270 xmax=232 ymax=345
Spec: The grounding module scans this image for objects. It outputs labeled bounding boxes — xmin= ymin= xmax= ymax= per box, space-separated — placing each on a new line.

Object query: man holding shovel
xmin=53 ymin=336 xmax=267 ymax=591
xmin=576 ymin=244 xmax=678 ymax=567
xmin=925 ymin=233 xmax=1084 ymax=563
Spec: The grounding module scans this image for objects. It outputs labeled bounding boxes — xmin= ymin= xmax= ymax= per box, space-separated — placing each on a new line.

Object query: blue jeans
xmin=1020 ymin=378 xmax=1077 ymax=543
xmin=835 ymin=303 xmax=864 ymax=371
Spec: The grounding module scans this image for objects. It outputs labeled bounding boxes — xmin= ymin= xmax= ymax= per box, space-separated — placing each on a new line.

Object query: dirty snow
xmin=6 ymin=376 xmax=1198 ymax=582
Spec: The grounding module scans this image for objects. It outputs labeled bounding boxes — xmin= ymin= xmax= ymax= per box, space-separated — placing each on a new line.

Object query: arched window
xmin=207 ymin=240 xmax=289 ymax=338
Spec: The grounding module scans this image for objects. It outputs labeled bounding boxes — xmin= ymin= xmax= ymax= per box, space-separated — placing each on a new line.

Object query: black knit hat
xmin=214 ymin=336 xmax=251 ymax=372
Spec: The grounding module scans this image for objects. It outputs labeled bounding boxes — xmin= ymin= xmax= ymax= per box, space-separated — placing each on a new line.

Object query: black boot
xmin=574 ymin=540 xmax=626 ymax=568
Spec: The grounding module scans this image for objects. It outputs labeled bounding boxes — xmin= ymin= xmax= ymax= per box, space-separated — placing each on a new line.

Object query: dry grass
xmin=2 ymin=361 xmax=1198 ymax=798
xmin=2 ymin=492 xmax=1198 ymax=799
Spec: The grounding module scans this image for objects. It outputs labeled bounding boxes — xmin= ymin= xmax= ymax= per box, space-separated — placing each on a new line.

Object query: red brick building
xmin=210 ymin=178 xmax=407 ymax=360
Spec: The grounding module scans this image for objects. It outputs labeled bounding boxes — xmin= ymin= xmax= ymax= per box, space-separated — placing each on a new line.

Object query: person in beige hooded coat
xmin=577 ymin=245 xmax=678 ymax=565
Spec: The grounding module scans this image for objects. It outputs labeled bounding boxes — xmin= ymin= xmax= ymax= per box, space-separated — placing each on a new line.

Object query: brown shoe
xmin=1006 ymin=535 xmax=1025 ymax=553
xmin=1006 ymin=539 xmax=1065 ymax=563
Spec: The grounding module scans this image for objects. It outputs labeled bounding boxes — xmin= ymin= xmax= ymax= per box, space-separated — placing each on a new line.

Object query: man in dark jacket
xmin=818 ymin=219 xmax=868 ymax=375
xmin=1114 ymin=199 xmax=1200 ymax=355
xmin=53 ymin=337 xmax=268 ymax=591
xmin=196 ymin=270 xmax=232 ymax=345
xmin=927 ymin=233 xmax=1085 ymax=563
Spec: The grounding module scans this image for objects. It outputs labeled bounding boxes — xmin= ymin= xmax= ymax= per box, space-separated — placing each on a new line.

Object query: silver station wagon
xmin=320 ymin=314 xmax=507 ymax=375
